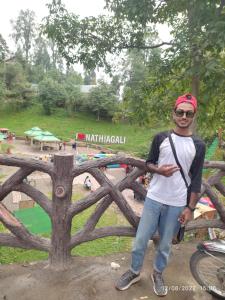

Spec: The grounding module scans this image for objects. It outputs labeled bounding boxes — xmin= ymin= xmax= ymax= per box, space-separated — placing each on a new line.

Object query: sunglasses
xmin=174 ymin=109 xmax=195 ymax=118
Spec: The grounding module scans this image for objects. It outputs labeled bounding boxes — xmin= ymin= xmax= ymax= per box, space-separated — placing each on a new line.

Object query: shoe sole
xmin=151 ymin=274 xmax=167 ymax=297
xmin=115 ymin=275 xmax=141 ymax=291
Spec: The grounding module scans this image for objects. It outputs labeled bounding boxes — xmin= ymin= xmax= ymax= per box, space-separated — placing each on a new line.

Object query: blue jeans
xmin=131 ymin=197 xmax=185 ymax=274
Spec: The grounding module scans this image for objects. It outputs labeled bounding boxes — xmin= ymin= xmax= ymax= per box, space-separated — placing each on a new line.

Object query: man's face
xmin=173 ymin=102 xmax=195 ymax=129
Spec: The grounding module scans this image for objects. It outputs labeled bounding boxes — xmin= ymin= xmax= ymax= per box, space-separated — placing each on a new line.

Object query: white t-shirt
xmin=146 ymin=131 xmax=205 ymax=206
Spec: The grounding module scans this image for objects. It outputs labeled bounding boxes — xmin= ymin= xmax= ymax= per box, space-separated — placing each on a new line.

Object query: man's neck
xmin=173 ymin=127 xmax=192 ymax=136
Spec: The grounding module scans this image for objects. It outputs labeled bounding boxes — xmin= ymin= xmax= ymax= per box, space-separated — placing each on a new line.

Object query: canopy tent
xmin=24 ymin=127 xmax=42 ymax=136
xmin=33 ymin=131 xmax=60 ymax=151
xmin=24 ymin=127 xmax=43 ymax=145
xmin=0 ymin=128 xmax=9 ymax=134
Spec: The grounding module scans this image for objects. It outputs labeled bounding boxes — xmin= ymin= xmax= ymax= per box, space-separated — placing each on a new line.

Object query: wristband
xmin=186 ymin=205 xmax=196 ymax=212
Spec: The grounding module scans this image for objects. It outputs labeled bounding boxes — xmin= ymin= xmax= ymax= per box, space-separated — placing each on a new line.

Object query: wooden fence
xmin=0 ymin=154 xmax=224 ymax=269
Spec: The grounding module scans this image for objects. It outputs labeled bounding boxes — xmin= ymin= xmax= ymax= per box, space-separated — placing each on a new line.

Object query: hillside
xmin=0 ymin=106 xmax=167 ymax=156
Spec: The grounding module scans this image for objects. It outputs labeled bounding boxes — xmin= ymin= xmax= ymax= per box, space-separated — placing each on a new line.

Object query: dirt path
xmin=0 ymin=242 xmax=216 ymax=300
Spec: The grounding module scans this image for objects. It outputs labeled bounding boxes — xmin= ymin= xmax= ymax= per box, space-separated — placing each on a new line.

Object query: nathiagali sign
xmin=76 ymin=132 xmax=126 ymax=144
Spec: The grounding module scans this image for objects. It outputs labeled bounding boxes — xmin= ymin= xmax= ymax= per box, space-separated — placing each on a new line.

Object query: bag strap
xmin=168 ymin=132 xmax=189 ymax=189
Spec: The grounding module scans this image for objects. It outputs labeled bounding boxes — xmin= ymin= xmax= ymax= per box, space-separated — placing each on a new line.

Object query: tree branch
xmin=67 ymin=185 xmax=110 ymax=219
xmin=203 ymin=182 xmax=225 ymax=223
xmin=204 ymin=161 xmax=225 ymax=171
xmin=215 ymin=181 xmax=225 ymax=197
xmin=119 ymin=41 xmax=173 ymax=50
xmin=70 ymin=226 xmax=136 ymax=248
xmin=207 ymin=170 xmax=225 ymax=186
xmin=0 ymin=167 xmax=33 ymax=201
xmin=72 ymin=156 xmax=147 ymax=177
xmin=0 ymin=155 xmax=54 ymax=175
xmin=217 ymin=0 xmax=225 ymax=16
xmin=0 ymin=203 xmax=50 ymax=251
xmin=0 ymin=233 xmax=49 ymax=251
xmin=186 ymin=218 xmax=225 ymax=231
xmin=88 ymin=167 xmax=139 ymax=228
xmin=14 ymin=183 xmax=52 ymax=215
xmin=70 ymin=218 xmax=225 ymax=248
xmin=83 ymin=197 xmax=113 ymax=233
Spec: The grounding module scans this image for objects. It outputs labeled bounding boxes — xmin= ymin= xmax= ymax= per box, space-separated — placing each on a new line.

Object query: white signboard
xmin=76 ymin=132 xmax=126 ymax=144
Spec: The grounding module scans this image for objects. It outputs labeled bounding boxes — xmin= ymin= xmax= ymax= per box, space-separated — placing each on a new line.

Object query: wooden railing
xmin=0 ymin=154 xmax=225 ymax=269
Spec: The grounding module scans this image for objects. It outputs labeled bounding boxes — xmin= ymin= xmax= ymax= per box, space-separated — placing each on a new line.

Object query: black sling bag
xmin=168 ymin=133 xmax=191 ymax=204
xmin=168 ymin=132 xmax=191 ymax=243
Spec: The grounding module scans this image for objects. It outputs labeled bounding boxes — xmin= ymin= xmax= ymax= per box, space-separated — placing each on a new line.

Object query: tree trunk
xmin=191 ymin=73 xmax=199 ymax=99
xmin=97 ymin=110 xmax=100 ymax=121
xmin=49 ymin=153 xmax=74 ymax=270
xmin=187 ymin=3 xmax=200 ymax=133
xmin=191 ymin=64 xmax=200 ymax=133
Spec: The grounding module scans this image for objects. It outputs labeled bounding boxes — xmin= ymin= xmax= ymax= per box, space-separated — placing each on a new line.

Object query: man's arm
xmin=179 ymin=192 xmax=199 ymax=225
xmin=147 ymin=163 xmax=180 ymax=177
xmin=146 ymin=132 xmax=179 ymax=177
xmin=188 ymin=192 xmax=200 ymax=211
xmin=179 ymin=139 xmax=206 ymax=225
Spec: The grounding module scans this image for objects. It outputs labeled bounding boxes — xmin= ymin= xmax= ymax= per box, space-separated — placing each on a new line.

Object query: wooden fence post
xmin=50 ymin=153 xmax=74 ymax=269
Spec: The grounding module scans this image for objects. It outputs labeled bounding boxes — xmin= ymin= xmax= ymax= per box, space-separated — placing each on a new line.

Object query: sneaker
xmin=115 ymin=270 xmax=141 ymax=291
xmin=151 ymin=271 xmax=168 ymax=296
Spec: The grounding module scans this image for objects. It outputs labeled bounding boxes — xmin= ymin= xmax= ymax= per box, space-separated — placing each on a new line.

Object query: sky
xmin=0 ymin=0 xmax=106 ymax=48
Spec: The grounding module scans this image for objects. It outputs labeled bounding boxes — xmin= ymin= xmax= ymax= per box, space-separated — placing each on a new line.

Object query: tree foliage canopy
xmin=1 ymin=0 xmax=225 ymax=139
xmin=11 ymin=9 xmax=37 ymax=62
xmin=85 ymin=80 xmax=118 ymax=121
xmin=44 ymin=1 xmax=225 ymax=71
xmin=43 ymin=0 xmax=225 ymax=132
xmin=44 ymin=0 xmax=163 ymax=70
xmin=39 ymin=77 xmax=68 ymax=115
xmin=0 ymin=34 xmax=8 ymax=62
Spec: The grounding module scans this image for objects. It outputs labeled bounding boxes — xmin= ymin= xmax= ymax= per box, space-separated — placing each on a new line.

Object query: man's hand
xmin=157 ymin=164 xmax=180 ymax=177
xmin=178 ymin=208 xmax=193 ymax=225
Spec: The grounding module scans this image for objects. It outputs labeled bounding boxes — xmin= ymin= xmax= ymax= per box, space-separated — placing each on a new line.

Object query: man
xmin=115 ymin=94 xmax=206 ymax=296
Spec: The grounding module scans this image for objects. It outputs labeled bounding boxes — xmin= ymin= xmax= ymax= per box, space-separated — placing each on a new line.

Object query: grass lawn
xmin=0 ymin=105 xmax=167 ymax=156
